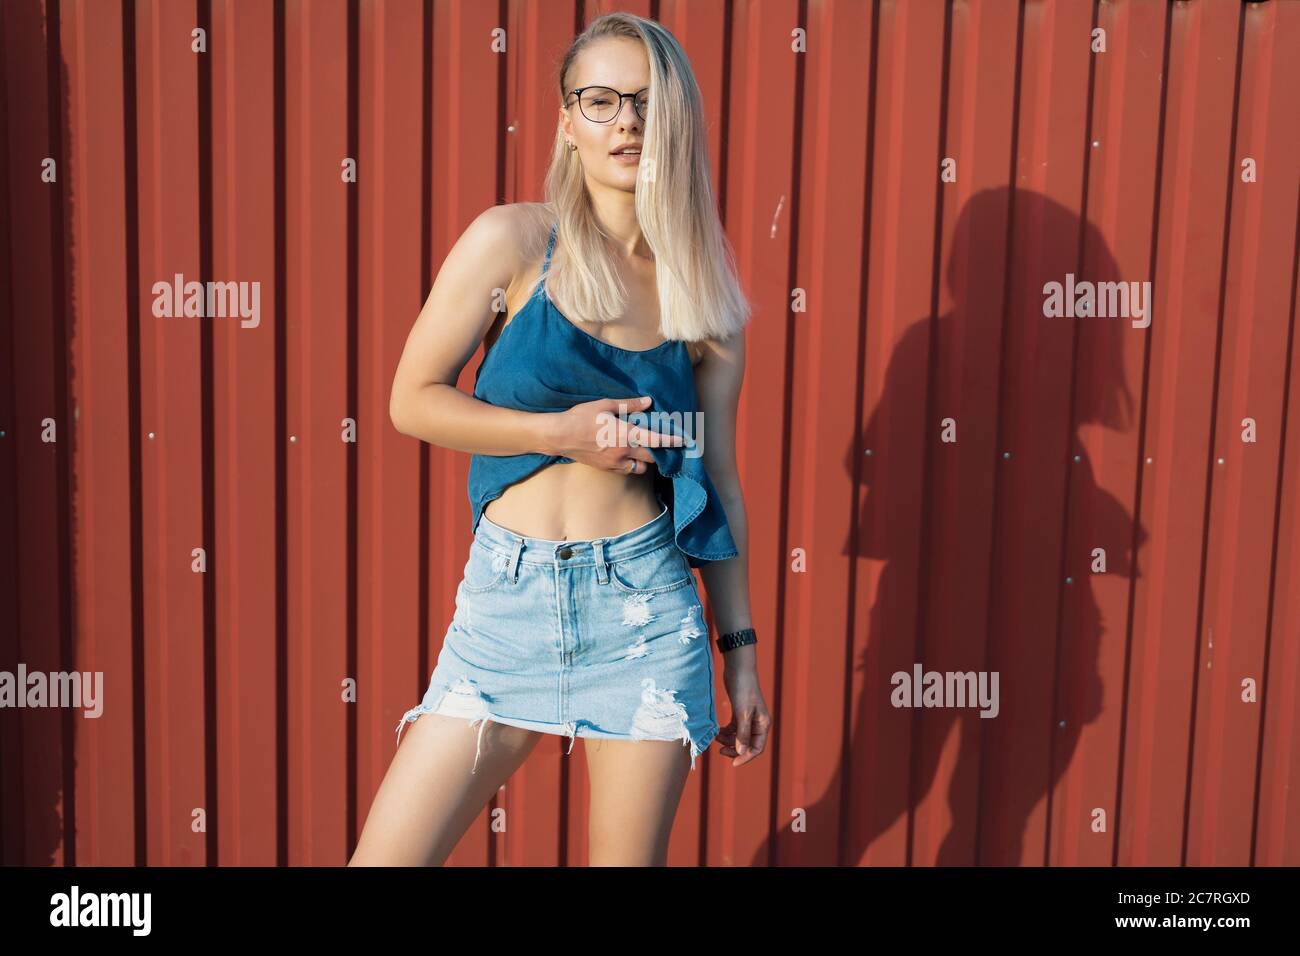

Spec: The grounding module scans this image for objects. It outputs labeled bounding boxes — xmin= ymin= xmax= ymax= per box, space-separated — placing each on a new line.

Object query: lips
xmin=610 ymin=146 xmax=642 ymax=155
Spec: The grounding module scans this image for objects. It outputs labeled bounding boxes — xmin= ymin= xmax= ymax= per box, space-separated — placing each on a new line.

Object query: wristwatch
xmin=716 ymin=627 xmax=757 ymax=654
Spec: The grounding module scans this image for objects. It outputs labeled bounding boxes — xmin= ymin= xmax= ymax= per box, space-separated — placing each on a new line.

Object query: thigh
xmin=350 ymin=713 xmax=543 ymax=866
xmin=584 ymin=736 xmax=692 ymax=866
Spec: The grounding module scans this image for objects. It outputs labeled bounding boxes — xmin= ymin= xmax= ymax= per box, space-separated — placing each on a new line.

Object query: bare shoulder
xmin=488 ymin=202 xmax=556 ymax=299
xmin=463 ymin=203 xmax=529 ymax=268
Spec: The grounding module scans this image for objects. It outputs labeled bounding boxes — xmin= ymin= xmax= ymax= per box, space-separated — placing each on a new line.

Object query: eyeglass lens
xmin=576 ymin=87 xmax=649 ymax=123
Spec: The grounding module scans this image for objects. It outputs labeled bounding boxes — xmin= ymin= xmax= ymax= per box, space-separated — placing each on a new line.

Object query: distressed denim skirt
xmin=395 ymin=501 xmax=718 ymax=773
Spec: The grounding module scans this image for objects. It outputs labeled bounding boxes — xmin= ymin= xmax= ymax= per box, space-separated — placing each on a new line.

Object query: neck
xmin=586 ymin=189 xmax=650 ymax=259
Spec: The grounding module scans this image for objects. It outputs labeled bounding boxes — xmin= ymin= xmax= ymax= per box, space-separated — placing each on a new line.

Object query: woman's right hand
xmin=539 ymin=395 xmax=685 ymax=476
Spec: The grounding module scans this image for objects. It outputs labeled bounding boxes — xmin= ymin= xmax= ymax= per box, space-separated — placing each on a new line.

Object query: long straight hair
xmin=541 ymin=12 xmax=750 ymax=342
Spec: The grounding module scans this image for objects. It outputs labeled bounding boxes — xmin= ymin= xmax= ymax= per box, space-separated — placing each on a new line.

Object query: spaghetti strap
xmin=535 ymin=223 xmax=557 ymax=296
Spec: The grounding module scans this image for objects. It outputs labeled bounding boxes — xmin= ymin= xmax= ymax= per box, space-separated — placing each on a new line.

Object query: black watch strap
xmin=716 ymin=627 xmax=757 ymax=653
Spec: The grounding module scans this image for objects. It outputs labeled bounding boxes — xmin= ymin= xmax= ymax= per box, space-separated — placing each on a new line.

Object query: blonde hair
xmin=540 ymin=12 xmax=749 ymax=342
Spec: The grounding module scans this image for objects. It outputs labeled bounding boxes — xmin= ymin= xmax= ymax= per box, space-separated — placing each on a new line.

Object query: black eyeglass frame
xmin=564 ymin=86 xmax=650 ymax=124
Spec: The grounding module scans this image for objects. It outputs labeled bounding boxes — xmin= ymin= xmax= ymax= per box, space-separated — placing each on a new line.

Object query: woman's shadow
xmin=752 ymin=188 xmax=1147 ymax=866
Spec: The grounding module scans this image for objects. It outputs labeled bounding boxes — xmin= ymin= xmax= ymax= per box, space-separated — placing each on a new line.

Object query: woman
xmin=350 ymin=12 xmax=770 ymax=867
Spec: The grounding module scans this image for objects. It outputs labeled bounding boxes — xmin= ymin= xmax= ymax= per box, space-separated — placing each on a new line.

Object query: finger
xmin=736 ymin=712 xmax=770 ymax=762
xmin=619 ymin=418 xmax=685 ymax=449
xmin=734 ymin=709 xmax=754 ymax=756
xmin=606 ymin=395 xmax=653 ymax=415
xmin=626 ymin=425 xmax=686 ymax=448
xmin=625 ymin=447 xmax=656 ymax=464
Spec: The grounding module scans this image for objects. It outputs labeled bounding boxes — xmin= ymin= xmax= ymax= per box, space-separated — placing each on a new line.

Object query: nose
xmin=615 ymin=97 xmax=641 ymax=130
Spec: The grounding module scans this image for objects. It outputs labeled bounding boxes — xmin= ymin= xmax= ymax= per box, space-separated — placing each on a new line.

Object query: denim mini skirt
xmin=395 ymin=500 xmax=718 ymax=773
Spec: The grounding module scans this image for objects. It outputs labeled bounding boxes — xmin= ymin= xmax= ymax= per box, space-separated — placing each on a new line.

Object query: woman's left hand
xmin=716 ymin=666 xmax=771 ymax=767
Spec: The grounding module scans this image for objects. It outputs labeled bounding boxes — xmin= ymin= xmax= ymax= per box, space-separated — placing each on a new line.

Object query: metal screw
xmin=1073 ymin=454 xmax=1081 ymax=463
xmin=290 ymin=435 xmax=297 ymax=443
xmin=148 ymin=432 xmax=155 ymax=440
xmin=1002 ymin=451 xmax=1011 ymax=460
xmin=1145 ymin=456 xmax=1153 ymax=464
xmin=1065 ymin=576 xmax=1073 ymax=585
xmin=864 ymin=448 xmax=873 ymax=456
xmin=1217 ymin=457 xmax=1224 ymax=466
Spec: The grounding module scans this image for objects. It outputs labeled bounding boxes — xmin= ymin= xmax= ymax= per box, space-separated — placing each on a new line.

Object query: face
xmin=561 ymin=38 xmax=649 ymax=191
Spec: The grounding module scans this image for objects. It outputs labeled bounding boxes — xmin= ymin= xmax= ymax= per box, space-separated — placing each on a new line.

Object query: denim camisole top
xmin=467 ymin=223 xmax=739 ymax=569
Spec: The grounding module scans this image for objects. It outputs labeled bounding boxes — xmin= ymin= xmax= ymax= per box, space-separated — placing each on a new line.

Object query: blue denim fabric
xmin=395 ymin=501 xmax=718 ymax=773
xmin=466 ymin=222 xmax=739 ymax=569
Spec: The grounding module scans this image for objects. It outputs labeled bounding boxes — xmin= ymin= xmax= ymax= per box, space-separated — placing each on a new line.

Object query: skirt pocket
xmin=460 ymin=539 xmax=511 ymax=594
xmin=607 ymin=543 xmax=693 ymax=596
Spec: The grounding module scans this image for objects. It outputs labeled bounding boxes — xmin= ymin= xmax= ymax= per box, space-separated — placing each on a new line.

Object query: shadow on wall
xmin=763 ymin=187 xmax=1147 ymax=866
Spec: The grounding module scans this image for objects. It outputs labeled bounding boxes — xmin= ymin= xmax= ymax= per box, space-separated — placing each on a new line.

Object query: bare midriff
xmin=482 ymin=462 xmax=662 ymax=541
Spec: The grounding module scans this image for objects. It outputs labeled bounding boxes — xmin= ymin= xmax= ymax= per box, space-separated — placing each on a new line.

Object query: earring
xmin=568 ymin=140 xmax=577 ymax=150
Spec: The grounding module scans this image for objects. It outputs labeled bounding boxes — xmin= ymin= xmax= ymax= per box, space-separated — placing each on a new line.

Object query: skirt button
xmin=558 ymin=547 xmax=573 ymax=559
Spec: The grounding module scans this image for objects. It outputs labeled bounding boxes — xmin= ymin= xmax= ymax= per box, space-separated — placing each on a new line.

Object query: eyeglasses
xmin=565 ymin=86 xmax=649 ymax=124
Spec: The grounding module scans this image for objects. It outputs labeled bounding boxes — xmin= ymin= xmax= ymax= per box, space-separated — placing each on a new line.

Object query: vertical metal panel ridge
xmin=851 ymin=0 xmax=943 ymax=869
xmin=1 ymin=0 xmax=69 ymax=868
xmin=0 ymin=0 xmax=17 ymax=867
xmin=1050 ymin=0 xmax=1164 ymax=869
xmin=1179 ymin=0 xmax=1248 ymax=867
xmin=1188 ymin=0 xmax=1297 ymax=867
xmin=1109 ymin=0 xmax=1175 ymax=870
xmin=210 ymin=0 xmax=279 ymax=866
xmin=273 ymin=0 xmax=289 ymax=868
xmin=1121 ymin=0 xmax=1241 ymax=867
xmin=285 ymin=0 xmax=352 ymax=865
xmin=1257 ymin=184 xmax=1300 ymax=867
xmin=62 ymin=0 xmax=137 ymax=866
xmin=354 ymin=0 xmax=426 ymax=859
xmin=45 ymin=0 xmax=77 ymax=869
xmin=912 ymin=0 xmax=964 ymax=868
xmin=1241 ymin=0 xmax=1300 ymax=868
xmin=132 ymin=0 xmax=207 ymax=865
xmin=4 ymin=0 xmax=74 ymax=866
xmin=1040 ymin=0 xmax=1103 ymax=869
xmin=927 ymin=0 xmax=1021 ymax=868
xmin=715 ymin=0 xmax=799 ymax=869
xmin=779 ymin=0 xmax=873 ymax=869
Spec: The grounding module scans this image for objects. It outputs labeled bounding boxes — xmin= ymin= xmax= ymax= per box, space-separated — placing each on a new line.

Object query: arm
xmin=390 ymin=204 xmax=682 ymax=467
xmin=694 ymin=329 xmax=769 ymax=764
xmin=694 ymin=330 xmax=754 ymax=673
xmin=389 ymin=204 xmax=551 ymax=455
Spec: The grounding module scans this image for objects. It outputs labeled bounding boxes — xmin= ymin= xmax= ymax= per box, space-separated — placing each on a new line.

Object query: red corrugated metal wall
xmin=2 ymin=0 xmax=1297 ymax=867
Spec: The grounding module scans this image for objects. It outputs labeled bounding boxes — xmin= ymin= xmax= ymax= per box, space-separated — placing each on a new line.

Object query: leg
xmin=349 ymin=712 xmax=543 ymax=866
xmin=584 ymin=737 xmax=693 ymax=866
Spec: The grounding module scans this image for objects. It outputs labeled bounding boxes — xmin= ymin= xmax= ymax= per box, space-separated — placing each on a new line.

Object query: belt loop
xmin=508 ymin=536 xmax=524 ymax=582
xmin=592 ymin=539 xmax=609 ymax=585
